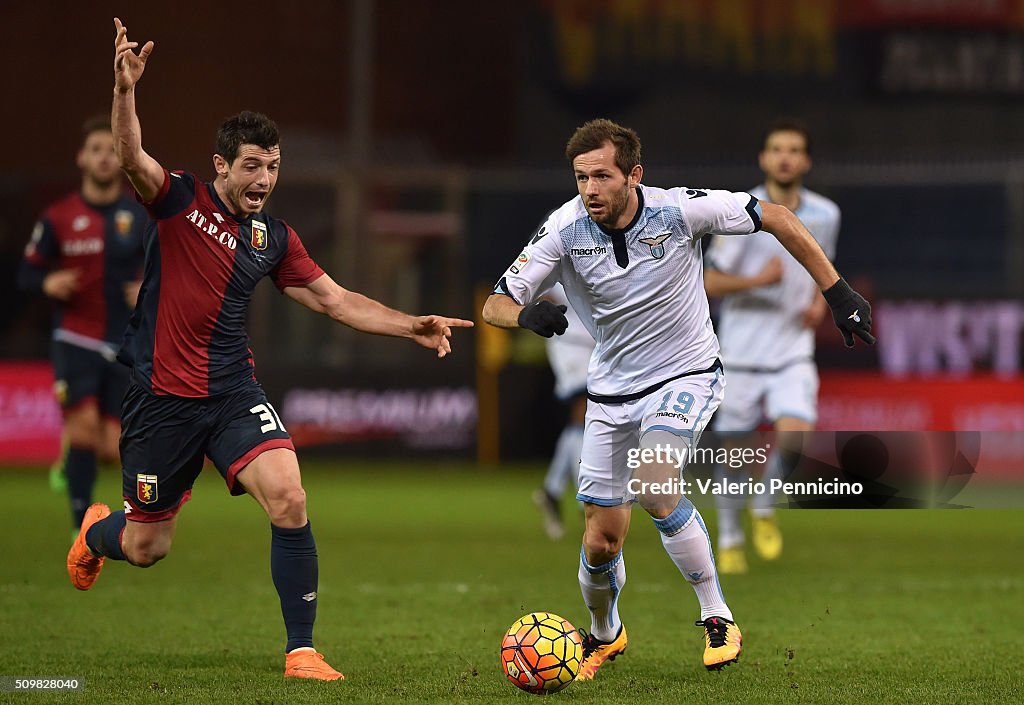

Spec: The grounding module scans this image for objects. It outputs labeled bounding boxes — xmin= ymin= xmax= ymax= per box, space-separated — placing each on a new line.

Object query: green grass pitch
xmin=0 ymin=461 xmax=1021 ymax=704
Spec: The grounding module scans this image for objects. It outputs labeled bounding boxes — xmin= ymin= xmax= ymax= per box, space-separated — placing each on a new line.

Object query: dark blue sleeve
xmin=140 ymin=170 xmax=197 ymax=220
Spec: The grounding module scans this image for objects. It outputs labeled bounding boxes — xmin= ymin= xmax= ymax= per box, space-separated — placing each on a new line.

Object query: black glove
xmin=823 ymin=278 xmax=876 ymax=347
xmin=518 ymin=301 xmax=569 ymax=338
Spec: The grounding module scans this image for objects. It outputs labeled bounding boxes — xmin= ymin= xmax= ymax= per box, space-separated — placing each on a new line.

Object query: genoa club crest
xmin=136 ymin=474 xmax=158 ymax=504
xmin=114 ymin=209 xmax=135 ymax=237
xmin=251 ymin=220 xmax=269 ymax=251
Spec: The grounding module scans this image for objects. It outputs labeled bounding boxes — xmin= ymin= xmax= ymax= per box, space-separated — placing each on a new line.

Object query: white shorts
xmin=714 ymin=360 xmax=819 ymax=432
xmin=576 ymin=368 xmax=725 ymax=506
xmin=547 ymin=339 xmax=592 ymax=401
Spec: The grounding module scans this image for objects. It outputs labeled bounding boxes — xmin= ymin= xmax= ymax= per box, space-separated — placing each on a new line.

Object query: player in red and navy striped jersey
xmin=68 ymin=18 xmax=473 ymax=682
xmin=18 ymin=116 xmax=146 ymax=533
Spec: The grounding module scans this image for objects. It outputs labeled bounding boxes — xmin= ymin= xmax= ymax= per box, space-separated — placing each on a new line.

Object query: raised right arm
xmin=112 ymin=17 xmax=163 ymax=202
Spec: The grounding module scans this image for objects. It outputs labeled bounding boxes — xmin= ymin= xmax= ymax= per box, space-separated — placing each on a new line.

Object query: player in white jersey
xmin=533 ymin=283 xmax=596 ymax=540
xmin=482 ymin=119 xmax=873 ymax=679
xmin=705 ymin=120 xmax=841 ymax=574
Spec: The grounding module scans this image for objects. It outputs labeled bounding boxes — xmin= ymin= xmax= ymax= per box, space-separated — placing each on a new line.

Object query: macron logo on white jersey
xmin=571 ymin=246 xmax=607 ymax=257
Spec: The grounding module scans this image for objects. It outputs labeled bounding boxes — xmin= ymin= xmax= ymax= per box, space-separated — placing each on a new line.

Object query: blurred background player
xmin=17 ymin=116 xmax=146 ymax=535
xmin=533 ymin=282 xmax=595 ymax=540
xmin=704 ymin=119 xmax=840 ymax=574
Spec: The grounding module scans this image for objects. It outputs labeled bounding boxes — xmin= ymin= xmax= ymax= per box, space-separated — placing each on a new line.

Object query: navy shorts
xmin=119 ymin=381 xmax=294 ymax=522
xmin=52 ymin=341 xmax=130 ymax=419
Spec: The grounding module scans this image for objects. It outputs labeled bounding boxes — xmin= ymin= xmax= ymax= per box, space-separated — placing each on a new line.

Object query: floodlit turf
xmin=0 ymin=461 xmax=1021 ymax=704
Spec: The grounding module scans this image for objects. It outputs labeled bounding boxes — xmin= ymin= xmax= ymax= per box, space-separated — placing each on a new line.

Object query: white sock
xmin=544 ymin=425 xmax=584 ymax=497
xmin=654 ymin=500 xmax=733 ymax=622
xmin=578 ymin=548 xmax=625 ymax=642
xmin=713 ymin=463 xmax=745 ymax=549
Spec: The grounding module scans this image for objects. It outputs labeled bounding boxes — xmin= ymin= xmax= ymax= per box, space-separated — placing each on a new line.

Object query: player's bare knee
xmin=66 ymin=427 xmax=99 ymax=451
xmin=126 ymin=541 xmax=171 ymax=568
xmin=267 ymin=486 xmax=307 ymax=526
xmin=582 ymin=528 xmax=623 ymax=563
xmin=635 ymin=482 xmax=682 ymax=519
xmin=637 ymin=495 xmax=678 ymax=520
xmin=98 ymin=423 xmax=121 ymax=464
xmin=65 ymin=408 xmax=101 ymax=448
xmin=128 ymin=548 xmax=166 ymax=568
xmin=123 ymin=524 xmax=174 ymax=567
xmin=633 ymin=465 xmax=683 ymax=520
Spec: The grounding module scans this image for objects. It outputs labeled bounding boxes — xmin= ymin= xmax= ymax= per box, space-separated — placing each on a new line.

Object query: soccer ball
xmin=500 ymin=612 xmax=583 ymax=694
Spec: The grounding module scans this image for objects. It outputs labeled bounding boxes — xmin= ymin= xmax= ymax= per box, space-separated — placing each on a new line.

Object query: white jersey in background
xmin=543 ymin=283 xmax=596 ymax=401
xmin=495 ymin=184 xmax=761 ymax=399
xmin=706 ymin=185 xmax=840 ymax=370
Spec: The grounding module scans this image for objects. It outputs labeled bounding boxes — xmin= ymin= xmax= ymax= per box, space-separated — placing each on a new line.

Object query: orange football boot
xmin=66 ymin=503 xmax=111 ymax=591
xmin=697 ymin=616 xmax=742 ymax=670
xmin=284 ymin=649 xmax=345 ymax=681
xmin=575 ymin=626 xmax=628 ymax=680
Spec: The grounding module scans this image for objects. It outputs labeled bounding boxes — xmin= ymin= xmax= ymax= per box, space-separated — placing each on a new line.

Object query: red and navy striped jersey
xmin=19 ymin=192 xmax=147 ymax=350
xmin=120 ymin=170 xmax=324 ymax=398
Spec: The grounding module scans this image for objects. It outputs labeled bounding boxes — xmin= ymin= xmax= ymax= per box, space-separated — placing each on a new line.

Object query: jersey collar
xmin=206 ymin=181 xmax=251 ymax=224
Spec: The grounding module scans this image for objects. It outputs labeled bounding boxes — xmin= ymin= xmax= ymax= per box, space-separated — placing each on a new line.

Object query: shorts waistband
xmin=586 ymin=359 xmax=723 ymax=405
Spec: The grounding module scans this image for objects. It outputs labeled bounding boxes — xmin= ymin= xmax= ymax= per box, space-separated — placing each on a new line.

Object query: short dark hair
xmin=81 ymin=115 xmax=112 ymax=144
xmin=565 ymin=119 xmax=641 ymax=177
xmin=215 ymin=111 xmax=280 ymax=165
xmin=762 ymin=118 xmax=812 ymax=155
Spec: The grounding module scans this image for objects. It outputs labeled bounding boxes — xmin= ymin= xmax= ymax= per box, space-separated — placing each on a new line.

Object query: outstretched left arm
xmin=284 ymin=273 xmax=473 ymax=357
xmin=759 ymin=202 xmax=875 ymax=347
xmin=759 ymin=202 xmax=838 ymax=290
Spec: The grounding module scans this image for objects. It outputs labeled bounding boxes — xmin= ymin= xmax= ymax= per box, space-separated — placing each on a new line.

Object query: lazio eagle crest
xmin=639 ymin=231 xmax=672 ymax=259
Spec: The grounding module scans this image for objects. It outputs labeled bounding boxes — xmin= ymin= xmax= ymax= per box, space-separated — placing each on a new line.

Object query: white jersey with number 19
xmin=495 ymin=184 xmax=761 ymax=398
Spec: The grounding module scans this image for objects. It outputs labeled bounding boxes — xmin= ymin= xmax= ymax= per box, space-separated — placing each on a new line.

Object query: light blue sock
xmin=578 ymin=548 xmax=625 ymax=642
xmin=653 ymin=500 xmax=732 ymax=621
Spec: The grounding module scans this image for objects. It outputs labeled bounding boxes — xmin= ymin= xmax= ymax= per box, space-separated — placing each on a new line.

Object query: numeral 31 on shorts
xmin=250 ymin=403 xmax=286 ymax=433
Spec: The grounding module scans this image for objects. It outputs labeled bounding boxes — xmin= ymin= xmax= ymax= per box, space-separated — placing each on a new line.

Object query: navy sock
xmin=85 ymin=511 xmax=127 ymax=561
xmin=66 ymin=447 xmax=97 ymax=528
xmin=271 ymin=522 xmax=318 ymax=652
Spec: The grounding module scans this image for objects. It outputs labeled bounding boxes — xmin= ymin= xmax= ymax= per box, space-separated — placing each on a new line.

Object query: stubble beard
xmin=590 ymin=184 xmax=631 ymax=228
